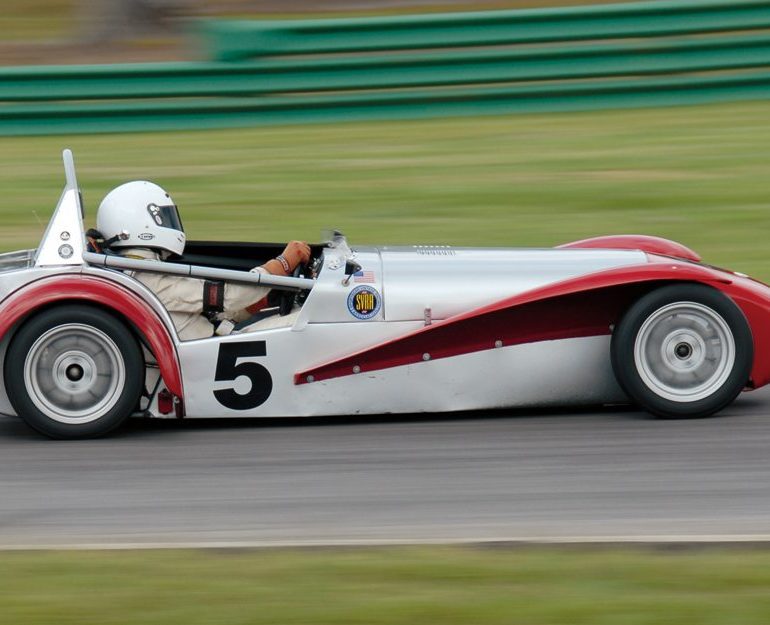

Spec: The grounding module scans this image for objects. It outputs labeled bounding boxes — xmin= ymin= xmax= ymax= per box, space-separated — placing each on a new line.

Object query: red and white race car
xmin=0 ymin=150 xmax=768 ymax=438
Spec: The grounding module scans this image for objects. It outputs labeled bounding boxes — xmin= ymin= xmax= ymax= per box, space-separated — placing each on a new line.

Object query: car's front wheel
xmin=5 ymin=305 xmax=144 ymax=438
xmin=611 ymin=284 xmax=753 ymax=418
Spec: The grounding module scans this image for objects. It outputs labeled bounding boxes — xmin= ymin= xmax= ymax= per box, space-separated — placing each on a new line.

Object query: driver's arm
xmin=260 ymin=241 xmax=311 ymax=277
xmin=221 ymin=241 xmax=311 ymax=314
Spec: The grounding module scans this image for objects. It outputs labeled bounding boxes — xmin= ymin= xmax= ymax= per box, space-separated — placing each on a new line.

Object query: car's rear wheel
xmin=5 ymin=305 xmax=144 ymax=438
xmin=611 ymin=284 xmax=753 ymax=418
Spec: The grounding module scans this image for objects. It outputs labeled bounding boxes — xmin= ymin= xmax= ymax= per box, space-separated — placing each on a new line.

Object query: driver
xmin=94 ymin=180 xmax=311 ymax=340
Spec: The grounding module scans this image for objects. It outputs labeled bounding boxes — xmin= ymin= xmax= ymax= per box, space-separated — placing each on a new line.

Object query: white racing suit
xmin=124 ymin=248 xmax=286 ymax=341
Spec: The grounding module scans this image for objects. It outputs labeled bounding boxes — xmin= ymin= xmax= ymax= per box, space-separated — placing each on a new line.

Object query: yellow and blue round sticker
xmin=347 ymin=285 xmax=381 ymax=320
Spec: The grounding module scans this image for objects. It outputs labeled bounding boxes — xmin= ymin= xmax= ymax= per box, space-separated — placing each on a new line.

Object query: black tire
xmin=4 ymin=304 xmax=144 ymax=439
xmin=611 ymin=284 xmax=752 ymax=419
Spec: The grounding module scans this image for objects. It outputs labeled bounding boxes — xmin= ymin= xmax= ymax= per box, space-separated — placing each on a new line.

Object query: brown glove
xmin=281 ymin=241 xmax=311 ymax=271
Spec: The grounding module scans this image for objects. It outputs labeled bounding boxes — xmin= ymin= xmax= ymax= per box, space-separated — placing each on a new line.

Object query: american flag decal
xmin=353 ymin=270 xmax=375 ymax=283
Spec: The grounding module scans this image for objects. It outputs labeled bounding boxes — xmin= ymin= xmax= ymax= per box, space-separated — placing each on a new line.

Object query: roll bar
xmin=83 ymin=251 xmax=315 ymax=291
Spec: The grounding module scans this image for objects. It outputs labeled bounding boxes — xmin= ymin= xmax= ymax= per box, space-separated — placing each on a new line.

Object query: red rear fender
xmin=0 ymin=274 xmax=183 ymax=398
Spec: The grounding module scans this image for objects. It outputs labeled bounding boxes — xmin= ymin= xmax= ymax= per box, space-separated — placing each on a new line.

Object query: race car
xmin=0 ymin=150 xmax=768 ymax=438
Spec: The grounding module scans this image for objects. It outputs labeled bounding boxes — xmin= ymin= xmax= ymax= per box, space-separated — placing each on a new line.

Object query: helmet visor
xmin=147 ymin=203 xmax=184 ymax=232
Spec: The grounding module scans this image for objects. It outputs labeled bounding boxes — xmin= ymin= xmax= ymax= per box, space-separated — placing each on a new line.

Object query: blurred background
xmin=3 ymin=2 xmax=770 ymax=624
xmin=3 ymin=0 xmax=769 ymax=279
xmin=5 ymin=1 xmax=627 ymax=64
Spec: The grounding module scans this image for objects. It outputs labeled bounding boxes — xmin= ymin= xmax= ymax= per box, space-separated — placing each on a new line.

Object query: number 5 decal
xmin=213 ymin=342 xmax=273 ymax=410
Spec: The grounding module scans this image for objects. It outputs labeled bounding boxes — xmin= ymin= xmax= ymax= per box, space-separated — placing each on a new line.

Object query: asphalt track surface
xmin=3 ymin=388 xmax=770 ymax=548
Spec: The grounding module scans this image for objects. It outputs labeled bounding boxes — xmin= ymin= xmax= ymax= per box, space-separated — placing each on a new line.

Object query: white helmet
xmin=96 ymin=181 xmax=186 ymax=257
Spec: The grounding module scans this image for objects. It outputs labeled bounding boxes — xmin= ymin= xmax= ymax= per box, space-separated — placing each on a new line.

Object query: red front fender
xmin=0 ymin=274 xmax=183 ymax=398
xmin=558 ymin=235 xmax=702 ymax=263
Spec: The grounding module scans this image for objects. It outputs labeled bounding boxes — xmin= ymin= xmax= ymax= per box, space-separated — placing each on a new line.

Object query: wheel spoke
xmin=634 ymin=301 xmax=735 ymax=402
xmin=24 ymin=323 xmax=127 ymax=424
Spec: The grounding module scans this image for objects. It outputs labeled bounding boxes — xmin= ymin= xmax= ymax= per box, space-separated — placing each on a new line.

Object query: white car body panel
xmin=174 ymin=242 xmax=643 ymax=419
xmin=379 ymin=246 xmax=646 ymax=321
xmin=297 ymin=247 xmax=645 ymax=325
xmin=179 ymin=330 xmax=624 ymax=418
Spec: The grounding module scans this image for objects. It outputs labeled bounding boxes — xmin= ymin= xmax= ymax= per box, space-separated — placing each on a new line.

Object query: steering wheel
xmin=279 ymin=263 xmax=305 ymax=316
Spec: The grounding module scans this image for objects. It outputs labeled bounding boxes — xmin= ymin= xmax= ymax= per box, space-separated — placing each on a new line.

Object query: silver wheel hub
xmin=634 ymin=302 xmax=735 ymax=403
xmin=23 ymin=324 xmax=126 ymax=424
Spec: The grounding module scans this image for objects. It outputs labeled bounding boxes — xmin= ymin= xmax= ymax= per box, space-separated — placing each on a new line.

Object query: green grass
xmin=1 ymin=546 xmax=770 ymax=624
xmin=2 ymin=100 xmax=770 ymax=278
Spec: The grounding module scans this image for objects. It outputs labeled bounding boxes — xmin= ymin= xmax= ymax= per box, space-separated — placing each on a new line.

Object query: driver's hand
xmin=282 ymin=241 xmax=311 ymax=271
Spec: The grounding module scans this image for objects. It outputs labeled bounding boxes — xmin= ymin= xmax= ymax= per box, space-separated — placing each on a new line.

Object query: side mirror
xmin=342 ymin=259 xmax=362 ymax=285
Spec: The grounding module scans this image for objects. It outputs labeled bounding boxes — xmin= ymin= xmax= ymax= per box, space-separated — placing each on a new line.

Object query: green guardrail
xmin=202 ymin=0 xmax=770 ymax=60
xmin=2 ymin=0 xmax=770 ymax=135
